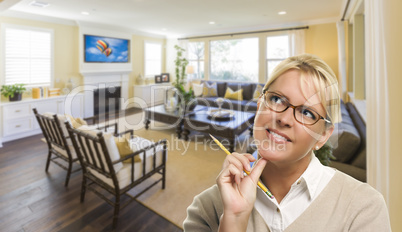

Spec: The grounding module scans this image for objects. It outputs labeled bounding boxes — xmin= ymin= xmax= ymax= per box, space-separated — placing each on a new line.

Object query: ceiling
xmin=0 ymin=0 xmax=346 ymax=38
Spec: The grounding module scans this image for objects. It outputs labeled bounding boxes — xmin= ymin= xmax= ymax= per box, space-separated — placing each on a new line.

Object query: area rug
xmin=112 ymin=111 xmax=252 ymax=228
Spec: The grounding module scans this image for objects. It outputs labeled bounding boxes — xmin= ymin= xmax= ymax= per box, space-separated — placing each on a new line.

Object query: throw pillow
xmin=114 ymin=137 xmax=141 ymax=163
xmin=192 ymin=83 xmax=204 ymax=97
xmin=66 ymin=115 xmax=88 ymax=129
xmin=130 ymin=136 xmax=164 ymax=161
xmin=328 ymin=113 xmax=361 ymax=163
xmin=76 ymin=117 xmax=88 ymax=126
xmin=224 ymin=87 xmax=243 ymax=101
xmin=202 ymin=82 xmax=218 ymax=97
xmin=252 ymin=85 xmax=263 ymax=101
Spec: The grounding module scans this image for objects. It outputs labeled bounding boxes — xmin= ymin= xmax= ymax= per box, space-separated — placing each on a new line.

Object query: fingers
xmin=228 ymin=164 xmax=243 ymax=185
xmin=224 ymin=152 xmax=256 ymax=172
xmin=218 ymin=153 xmax=257 ymax=187
xmin=248 ymin=158 xmax=267 ymax=184
xmin=216 ymin=162 xmax=243 ymax=186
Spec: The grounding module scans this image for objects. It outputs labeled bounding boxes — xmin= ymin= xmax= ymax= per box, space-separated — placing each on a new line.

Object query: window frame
xmin=144 ymin=41 xmax=162 ymax=78
xmin=266 ymin=33 xmax=290 ymax=79
xmin=2 ymin=23 xmax=54 ymax=88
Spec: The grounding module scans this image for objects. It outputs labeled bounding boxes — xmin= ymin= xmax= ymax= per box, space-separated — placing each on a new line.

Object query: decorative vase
xmin=65 ymin=78 xmax=73 ymax=91
xmin=9 ymin=93 xmax=22 ymax=101
xmin=216 ymin=97 xmax=224 ymax=111
xmin=136 ymin=73 xmax=144 ymax=85
xmin=165 ymin=87 xmax=179 ymax=112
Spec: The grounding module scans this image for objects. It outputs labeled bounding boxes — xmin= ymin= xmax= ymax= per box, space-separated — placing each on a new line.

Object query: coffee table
xmin=181 ymin=107 xmax=255 ymax=152
xmin=144 ymin=104 xmax=207 ymax=138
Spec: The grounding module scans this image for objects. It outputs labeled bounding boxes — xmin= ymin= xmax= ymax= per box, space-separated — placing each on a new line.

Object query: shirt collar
xmin=293 ymin=153 xmax=324 ymax=199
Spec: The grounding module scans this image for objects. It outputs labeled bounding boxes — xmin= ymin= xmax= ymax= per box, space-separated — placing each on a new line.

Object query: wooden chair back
xmin=33 ymin=108 xmax=80 ymax=187
xmin=66 ymin=123 xmax=117 ymax=178
xmin=33 ymin=108 xmax=73 ymax=160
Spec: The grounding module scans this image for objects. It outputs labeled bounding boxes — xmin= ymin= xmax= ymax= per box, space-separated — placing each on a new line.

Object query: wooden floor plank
xmin=0 ymin=205 xmax=34 ymax=231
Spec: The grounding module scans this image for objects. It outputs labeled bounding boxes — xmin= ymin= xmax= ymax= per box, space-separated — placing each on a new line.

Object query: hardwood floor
xmin=0 ymin=119 xmax=183 ymax=231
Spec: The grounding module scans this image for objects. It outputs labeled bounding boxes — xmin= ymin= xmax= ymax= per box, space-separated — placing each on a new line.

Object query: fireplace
xmin=93 ymin=86 xmax=121 ymax=116
xmin=80 ymin=71 xmax=129 ymax=118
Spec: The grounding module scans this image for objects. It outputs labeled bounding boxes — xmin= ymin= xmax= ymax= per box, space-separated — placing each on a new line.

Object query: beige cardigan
xmin=183 ymin=171 xmax=391 ymax=231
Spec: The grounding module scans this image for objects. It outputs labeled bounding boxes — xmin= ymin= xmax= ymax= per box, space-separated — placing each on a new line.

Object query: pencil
xmin=209 ymin=134 xmax=274 ymax=199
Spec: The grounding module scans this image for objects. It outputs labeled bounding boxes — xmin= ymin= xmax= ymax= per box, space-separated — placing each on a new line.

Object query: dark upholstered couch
xmin=196 ymin=80 xmax=264 ymax=112
xmin=328 ymin=101 xmax=366 ymax=182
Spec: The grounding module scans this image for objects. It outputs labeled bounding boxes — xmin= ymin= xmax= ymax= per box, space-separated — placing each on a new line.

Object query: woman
xmin=183 ymin=54 xmax=391 ymax=231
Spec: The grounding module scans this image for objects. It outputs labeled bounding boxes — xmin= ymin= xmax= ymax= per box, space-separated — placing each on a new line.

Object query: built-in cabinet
xmin=133 ymin=84 xmax=170 ymax=109
xmin=0 ymin=94 xmax=84 ymax=146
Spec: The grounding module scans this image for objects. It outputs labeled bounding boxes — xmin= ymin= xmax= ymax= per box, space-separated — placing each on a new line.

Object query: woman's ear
xmin=315 ymin=125 xmax=334 ymax=149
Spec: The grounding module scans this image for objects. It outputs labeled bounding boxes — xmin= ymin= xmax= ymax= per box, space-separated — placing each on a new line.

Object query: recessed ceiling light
xmin=29 ymin=1 xmax=49 ymax=8
xmin=278 ymin=11 xmax=287 ymax=15
xmin=81 ymin=11 xmax=90 ymax=15
xmin=209 ymin=21 xmax=215 ymax=25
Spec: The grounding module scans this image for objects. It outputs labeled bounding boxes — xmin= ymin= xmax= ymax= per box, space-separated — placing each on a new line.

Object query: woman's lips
xmin=266 ymin=129 xmax=292 ymax=143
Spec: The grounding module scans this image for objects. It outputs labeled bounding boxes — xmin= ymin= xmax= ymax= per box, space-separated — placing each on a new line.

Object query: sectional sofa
xmin=196 ymin=80 xmax=264 ymax=112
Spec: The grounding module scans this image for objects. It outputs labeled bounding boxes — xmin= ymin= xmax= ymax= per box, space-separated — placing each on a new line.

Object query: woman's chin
xmin=257 ymin=145 xmax=287 ymax=161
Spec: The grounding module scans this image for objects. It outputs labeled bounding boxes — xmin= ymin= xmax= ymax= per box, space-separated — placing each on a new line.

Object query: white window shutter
xmin=5 ymin=27 xmax=52 ymax=86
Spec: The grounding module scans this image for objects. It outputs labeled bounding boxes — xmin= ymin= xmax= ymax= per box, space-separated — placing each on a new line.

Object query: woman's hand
xmin=216 ymin=153 xmax=267 ymax=232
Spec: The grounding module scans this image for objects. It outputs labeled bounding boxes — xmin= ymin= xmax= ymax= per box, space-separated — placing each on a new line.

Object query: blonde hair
xmin=264 ymin=54 xmax=341 ymax=125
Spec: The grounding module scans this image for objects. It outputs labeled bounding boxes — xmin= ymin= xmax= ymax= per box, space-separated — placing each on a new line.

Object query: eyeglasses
xmin=260 ymin=90 xmax=331 ymax=126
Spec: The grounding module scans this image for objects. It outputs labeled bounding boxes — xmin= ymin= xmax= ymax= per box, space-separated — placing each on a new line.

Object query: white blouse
xmin=254 ymin=155 xmax=335 ymax=232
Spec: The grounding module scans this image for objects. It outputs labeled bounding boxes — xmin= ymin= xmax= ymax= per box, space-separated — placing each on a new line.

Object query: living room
xmin=0 ymin=0 xmax=401 ymax=231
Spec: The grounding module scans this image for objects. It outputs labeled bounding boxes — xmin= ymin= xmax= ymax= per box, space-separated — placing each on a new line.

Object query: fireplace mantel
xmin=80 ymin=70 xmax=131 ymax=76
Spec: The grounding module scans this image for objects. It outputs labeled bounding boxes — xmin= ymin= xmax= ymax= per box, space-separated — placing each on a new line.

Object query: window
xmin=144 ymin=42 xmax=162 ymax=77
xmin=187 ymin=42 xmax=204 ymax=79
xmin=4 ymin=26 xmax=53 ymax=86
xmin=210 ymin=38 xmax=258 ymax=82
xmin=266 ymin=35 xmax=289 ymax=77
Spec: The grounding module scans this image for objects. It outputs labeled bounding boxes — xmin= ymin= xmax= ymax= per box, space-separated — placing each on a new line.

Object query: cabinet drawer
xmin=3 ymin=118 xmax=34 ymax=136
xmin=3 ymin=104 xmax=31 ymax=120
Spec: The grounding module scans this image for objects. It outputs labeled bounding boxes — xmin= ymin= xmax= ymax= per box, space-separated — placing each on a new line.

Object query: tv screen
xmin=84 ymin=34 xmax=130 ymax=63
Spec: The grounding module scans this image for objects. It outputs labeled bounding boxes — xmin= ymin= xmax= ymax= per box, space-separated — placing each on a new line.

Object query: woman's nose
xmin=275 ymin=107 xmax=295 ymax=127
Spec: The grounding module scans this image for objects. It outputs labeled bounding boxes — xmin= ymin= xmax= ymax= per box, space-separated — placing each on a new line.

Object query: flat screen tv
xmin=84 ymin=34 xmax=130 ymax=63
